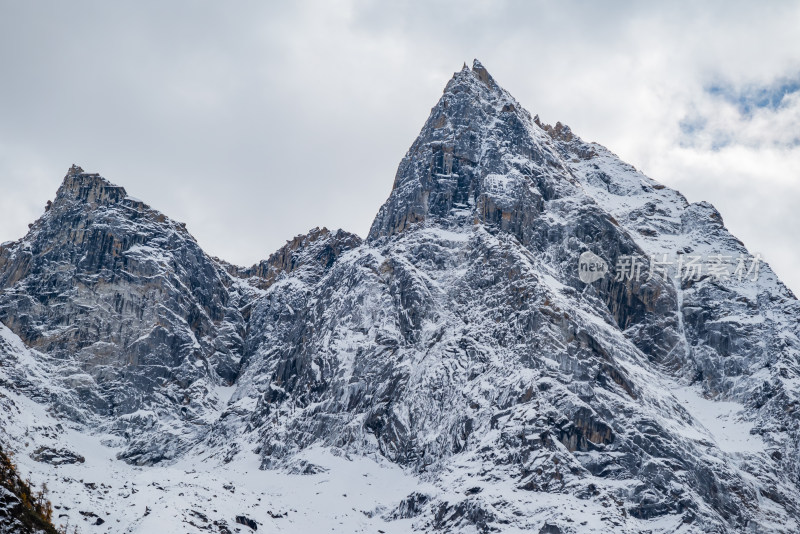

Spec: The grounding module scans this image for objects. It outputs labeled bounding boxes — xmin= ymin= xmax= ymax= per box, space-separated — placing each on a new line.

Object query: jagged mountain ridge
xmin=1 ymin=60 xmax=800 ymax=533
xmin=0 ymin=166 xmax=254 ymax=464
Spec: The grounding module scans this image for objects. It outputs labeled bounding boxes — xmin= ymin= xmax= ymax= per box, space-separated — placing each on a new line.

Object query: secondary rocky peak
xmin=0 ymin=168 xmax=250 ymax=462
xmin=54 ymin=165 xmax=128 ymax=208
xmin=542 ymin=120 xmax=576 ymax=142
xmin=235 ymin=227 xmax=362 ymax=289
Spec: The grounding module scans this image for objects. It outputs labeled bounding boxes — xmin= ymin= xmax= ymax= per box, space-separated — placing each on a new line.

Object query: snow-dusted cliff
xmin=1 ymin=61 xmax=799 ymax=533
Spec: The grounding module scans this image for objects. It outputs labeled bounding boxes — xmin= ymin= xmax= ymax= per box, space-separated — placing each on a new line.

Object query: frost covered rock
xmin=223 ymin=60 xmax=800 ymax=532
xmin=2 ymin=61 xmax=800 ymax=533
xmin=0 ymin=165 xmax=250 ymax=463
xmin=228 ymin=226 xmax=362 ymax=290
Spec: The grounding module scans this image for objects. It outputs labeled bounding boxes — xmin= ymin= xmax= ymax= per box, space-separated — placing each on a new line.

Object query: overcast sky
xmin=1 ymin=1 xmax=799 ymax=294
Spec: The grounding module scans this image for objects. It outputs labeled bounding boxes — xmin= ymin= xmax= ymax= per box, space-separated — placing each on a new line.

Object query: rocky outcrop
xmin=30 ymin=446 xmax=85 ymax=466
xmin=226 ymin=227 xmax=362 ymax=289
xmin=0 ymin=165 xmax=249 ymax=463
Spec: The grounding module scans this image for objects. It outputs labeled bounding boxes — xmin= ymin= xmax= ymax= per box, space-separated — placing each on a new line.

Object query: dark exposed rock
xmin=285 ymin=459 xmax=328 ymax=475
xmin=433 ymin=498 xmax=498 ymax=533
xmin=30 ymin=446 xmax=85 ymax=466
xmin=235 ymin=514 xmax=257 ymax=530
xmin=389 ymin=492 xmax=430 ymax=519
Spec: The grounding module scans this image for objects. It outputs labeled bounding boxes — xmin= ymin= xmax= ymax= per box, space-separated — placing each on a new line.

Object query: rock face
xmin=0 ymin=165 xmax=250 ymax=463
xmin=225 ymin=226 xmax=362 ymax=290
xmin=224 ymin=61 xmax=800 ymax=532
xmin=2 ymin=61 xmax=800 ymax=533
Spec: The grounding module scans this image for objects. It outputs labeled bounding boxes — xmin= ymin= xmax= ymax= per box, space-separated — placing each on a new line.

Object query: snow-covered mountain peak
xmin=369 ymin=60 xmax=560 ymax=241
xmin=225 ymin=226 xmax=363 ymax=290
xmin=3 ymin=62 xmax=800 ymax=533
xmin=0 ymin=166 xmax=253 ymax=464
xmin=54 ymin=165 xmax=130 ymax=209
